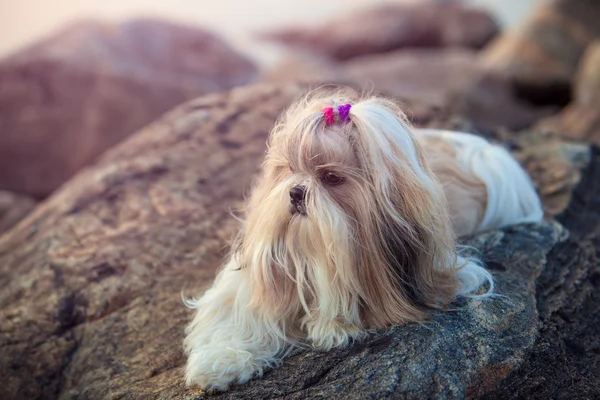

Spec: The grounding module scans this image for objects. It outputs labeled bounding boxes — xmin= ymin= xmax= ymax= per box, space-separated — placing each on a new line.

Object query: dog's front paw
xmin=306 ymin=318 xmax=365 ymax=350
xmin=185 ymin=346 xmax=263 ymax=392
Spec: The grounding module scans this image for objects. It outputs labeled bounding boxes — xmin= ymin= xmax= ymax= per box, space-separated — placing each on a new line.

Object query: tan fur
xmin=418 ymin=136 xmax=488 ymax=237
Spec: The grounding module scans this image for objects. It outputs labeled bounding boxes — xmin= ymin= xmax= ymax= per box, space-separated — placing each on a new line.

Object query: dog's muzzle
xmin=289 ymin=185 xmax=306 ymax=215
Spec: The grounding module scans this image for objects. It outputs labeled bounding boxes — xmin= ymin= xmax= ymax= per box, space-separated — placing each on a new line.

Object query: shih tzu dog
xmin=183 ymin=88 xmax=543 ymax=391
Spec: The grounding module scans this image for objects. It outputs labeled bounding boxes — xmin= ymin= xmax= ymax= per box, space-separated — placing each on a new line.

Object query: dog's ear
xmin=381 ymin=221 xmax=458 ymax=312
xmin=381 ymin=224 xmax=429 ymax=308
xmin=351 ymin=154 xmax=460 ymax=328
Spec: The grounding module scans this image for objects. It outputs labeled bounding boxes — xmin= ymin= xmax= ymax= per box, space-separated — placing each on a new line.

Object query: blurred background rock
xmin=0 ymin=0 xmax=540 ymax=57
xmin=0 ymin=0 xmax=556 ymax=201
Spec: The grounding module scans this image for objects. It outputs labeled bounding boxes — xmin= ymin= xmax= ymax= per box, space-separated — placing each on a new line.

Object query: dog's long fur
xmin=183 ymin=89 xmax=543 ymax=391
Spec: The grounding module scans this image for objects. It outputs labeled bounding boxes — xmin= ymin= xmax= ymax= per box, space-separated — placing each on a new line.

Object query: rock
xmin=481 ymin=0 xmax=600 ymax=105
xmin=503 ymin=131 xmax=590 ymax=217
xmin=0 ymin=83 xmax=303 ymax=400
xmin=0 ymin=18 xmax=257 ymax=198
xmin=208 ymin=223 xmax=565 ymax=400
xmin=0 ymin=83 xmax=591 ymax=399
xmin=260 ymin=50 xmax=349 ymax=85
xmin=260 ymin=49 xmax=453 ymax=127
xmin=0 ymin=191 xmax=36 ymax=235
xmin=342 ymin=49 xmax=558 ymax=131
xmin=534 ymin=41 xmax=600 ymax=145
xmin=260 ymin=2 xmax=499 ymax=60
xmin=343 ymin=49 xmax=481 ymax=109
xmin=484 ymin=146 xmax=600 ymax=400
xmin=262 ymin=47 xmax=556 ymax=131
xmin=449 ymin=73 xmax=559 ymax=130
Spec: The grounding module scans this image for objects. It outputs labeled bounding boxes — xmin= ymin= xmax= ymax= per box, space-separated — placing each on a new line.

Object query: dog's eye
xmin=322 ymin=171 xmax=344 ymax=186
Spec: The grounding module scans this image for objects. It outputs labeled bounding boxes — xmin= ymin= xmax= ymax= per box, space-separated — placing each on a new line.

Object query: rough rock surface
xmin=0 ymin=84 xmax=593 ymax=399
xmin=261 ymin=2 xmax=498 ymax=60
xmin=0 ymin=84 xmax=302 ymax=400
xmin=485 ymin=146 xmax=600 ymax=400
xmin=0 ymin=18 xmax=257 ymax=197
xmin=535 ymin=41 xmax=600 ymax=145
xmin=0 ymin=191 xmax=36 ymax=235
xmin=481 ymin=0 xmax=600 ymax=105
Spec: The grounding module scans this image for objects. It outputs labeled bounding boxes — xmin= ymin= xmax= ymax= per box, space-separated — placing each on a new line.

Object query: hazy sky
xmin=0 ymin=0 xmax=542 ymax=57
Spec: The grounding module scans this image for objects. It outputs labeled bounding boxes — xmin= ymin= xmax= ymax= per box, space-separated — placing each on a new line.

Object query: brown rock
xmin=504 ymin=131 xmax=590 ymax=217
xmin=260 ymin=2 xmax=499 ymax=60
xmin=343 ymin=49 xmax=481 ymax=109
xmin=0 ymin=191 xmax=36 ymax=235
xmin=0 ymin=83 xmax=593 ymax=399
xmin=0 ymin=83 xmax=303 ymax=400
xmin=534 ymin=41 xmax=600 ymax=145
xmin=261 ymin=50 xmax=349 ymax=85
xmin=450 ymin=72 xmax=560 ymax=130
xmin=0 ymin=18 xmax=257 ymax=198
xmin=260 ymin=49 xmax=450 ymax=126
xmin=261 ymin=46 xmax=555 ymax=131
xmin=342 ymin=49 xmax=557 ymax=130
xmin=481 ymin=0 xmax=600 ymax=104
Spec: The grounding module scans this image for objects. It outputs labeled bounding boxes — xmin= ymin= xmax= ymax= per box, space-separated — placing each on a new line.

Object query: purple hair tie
xmin=337 ymin=104 xmax=351 ymax=123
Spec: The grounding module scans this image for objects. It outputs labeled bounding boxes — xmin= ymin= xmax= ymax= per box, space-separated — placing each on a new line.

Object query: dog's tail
xmin=416 ymin=129 xmax=544 ymax=233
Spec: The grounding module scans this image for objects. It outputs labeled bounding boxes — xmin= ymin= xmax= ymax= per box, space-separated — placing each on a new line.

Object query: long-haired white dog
xmin=184 ymin=89 xmax=543 ymax=391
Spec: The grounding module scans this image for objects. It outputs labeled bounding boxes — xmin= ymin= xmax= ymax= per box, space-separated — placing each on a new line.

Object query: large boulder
xmin=535 ymin=41 xmax=600 ymax=145
xmin=260 ymin=1 xmax=499 ymax=60
xmin=481 ymin=0 xmax=600 ymax=105
xmin=0 ymin=84 xmax=595 ymax=399
xmin=0 ymin=84 xmax=301 ymax=400
xmin=0 ymin=18 xmax=257 ymax=198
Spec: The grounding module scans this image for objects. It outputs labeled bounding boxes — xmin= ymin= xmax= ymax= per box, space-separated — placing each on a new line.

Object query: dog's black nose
xmin=289 ymin=185 xmax=306 ymax=203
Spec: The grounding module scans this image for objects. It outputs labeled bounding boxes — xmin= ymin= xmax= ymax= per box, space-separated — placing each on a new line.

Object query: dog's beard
xmin=237 ymin=177 xmax=361 ymax=333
